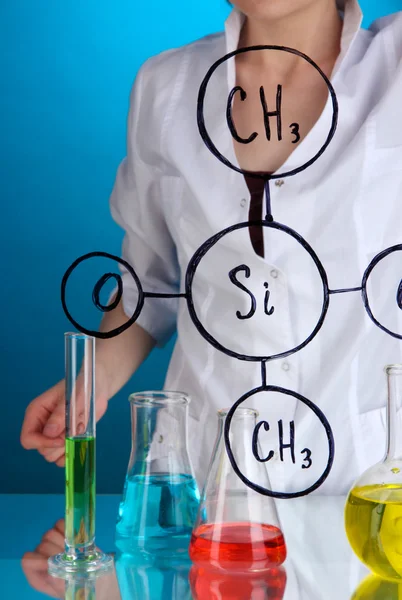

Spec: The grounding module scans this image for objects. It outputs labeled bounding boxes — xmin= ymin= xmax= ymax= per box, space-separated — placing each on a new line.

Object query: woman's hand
xmin=22 ymin=519 xmax=119 ymax=600
xmin=21 ymin=519 xmax=66 ymax=598
xmin=21 ymin=305 xmax=155 ymax=466
xmin=20 ymin=380 xmax=108 ymax=467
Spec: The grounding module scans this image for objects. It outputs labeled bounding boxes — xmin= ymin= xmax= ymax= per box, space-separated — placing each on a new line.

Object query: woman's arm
xmin=21 ymin=56 xmax=179 ymax=465
xmin=97 ymin=300 xmax=156 ymax=402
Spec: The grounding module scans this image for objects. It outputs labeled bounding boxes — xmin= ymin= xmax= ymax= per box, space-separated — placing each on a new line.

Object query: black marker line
xmin=185 ymin=219 xmax=330 ymax=362
xmin=329 ymin=287 xmax=362 ymax=295
xmin=197 ymin=45 xmax=339 ymax=181
xmin=264 ymin=179 xmax=273 ymax=222
xmin=226 ymin=86 xmax=258 ymax=144
xmin=92 ymin=273 xmax=123 ymax=312
xmin=261 ymin=361 xmax=267 ymax=387
xmin=61 ymin=251 xmax=144 ymax=339
xmin=144 ymin=292 xmax=188 ymax=299
xmin=362 ymin=243 xmax=402 ymax=340
xmin=224 ymin=385 xmax=335 ymax=499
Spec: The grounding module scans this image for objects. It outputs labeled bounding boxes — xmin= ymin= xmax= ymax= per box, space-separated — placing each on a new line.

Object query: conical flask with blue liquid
xmin=115 ymin=391 xmax=200 ymax=556
xmin=116 ymin=553 xmax=192 ymax=600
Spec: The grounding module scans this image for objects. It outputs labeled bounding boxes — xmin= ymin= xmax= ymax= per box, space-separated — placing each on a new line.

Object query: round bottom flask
xmin=351 ymin=574 xmax=402 ymax=600
xmin=345 ymin=365 xmax=402 ymax=582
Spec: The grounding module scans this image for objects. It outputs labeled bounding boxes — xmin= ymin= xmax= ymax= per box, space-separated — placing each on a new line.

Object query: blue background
xmin=1 ymin=0 xmax=400 ymax=493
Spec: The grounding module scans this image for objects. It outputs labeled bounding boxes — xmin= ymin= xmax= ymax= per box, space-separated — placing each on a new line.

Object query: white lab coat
xmin=110 ymin=0 xmax=402 ymax=495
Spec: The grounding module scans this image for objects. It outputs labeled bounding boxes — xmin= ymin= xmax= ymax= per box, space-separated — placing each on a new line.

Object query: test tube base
xmin=48 ymin=549 xmax=114 ymax=578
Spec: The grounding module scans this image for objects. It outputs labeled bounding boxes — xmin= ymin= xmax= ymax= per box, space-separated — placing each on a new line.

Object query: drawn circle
xmin=224 ymin=386 xmax=335 ymax=499
xmin=93 ymin=273 xmax=123 ymax=312
xmin=362 ymin=244 xmax=402 ymax=340
xmin=197 ymin=45 xmax=339 ymax=180
xmin=185 ymin=220 xmax=330 ymax=361
xmin=61 ymin=251 xmax=144 ymax=339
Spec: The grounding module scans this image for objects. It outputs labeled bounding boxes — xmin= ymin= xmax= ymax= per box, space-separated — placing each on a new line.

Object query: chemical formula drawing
xmin=61 ymin=47 xmax=402 ymax=499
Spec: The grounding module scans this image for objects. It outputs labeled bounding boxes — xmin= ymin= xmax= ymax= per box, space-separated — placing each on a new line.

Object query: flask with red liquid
xmin=189 ymin=565 xmax=287 ymax=600
xmin=189 ymin=408 xmax=286 ymax=572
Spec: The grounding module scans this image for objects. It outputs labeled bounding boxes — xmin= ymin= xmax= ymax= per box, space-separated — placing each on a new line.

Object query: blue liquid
xmin=115 ymin=473 xmax=200 ymax=556
xmin=116 ymin=553 xmax=192 ymax=600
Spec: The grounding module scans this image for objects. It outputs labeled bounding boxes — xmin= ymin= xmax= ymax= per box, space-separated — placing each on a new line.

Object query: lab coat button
xmin=240 ymin=198 xmax=247 ymax=207
xmin=270 ymin=269 xmax=278 ymax=279
xmin=282 ymin=362 xmax=290 ymax=372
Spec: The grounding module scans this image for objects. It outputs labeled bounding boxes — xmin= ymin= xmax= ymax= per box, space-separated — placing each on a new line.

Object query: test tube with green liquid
xmin=48 ymin=332 xmax=113 ymax=577
xmin=65 ymin=576 xmax=96 ymax=600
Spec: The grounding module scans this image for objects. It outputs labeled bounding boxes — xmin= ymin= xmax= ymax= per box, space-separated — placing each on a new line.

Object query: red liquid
xmin=189 ymin=522 xmax=287 ymax=571
xmin=189 ymin=565 xmax=287 ymax=600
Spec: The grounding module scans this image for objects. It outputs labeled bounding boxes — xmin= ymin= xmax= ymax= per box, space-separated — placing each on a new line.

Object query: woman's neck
xmin=239 ymin=1 xmax=343 ymax=73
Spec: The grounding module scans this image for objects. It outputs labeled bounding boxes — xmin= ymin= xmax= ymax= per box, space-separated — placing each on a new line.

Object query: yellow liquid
xmin=352 ymin=574 xmax=402 ymax=600
xmin=345 ymin=484 xmax=402 ymax=581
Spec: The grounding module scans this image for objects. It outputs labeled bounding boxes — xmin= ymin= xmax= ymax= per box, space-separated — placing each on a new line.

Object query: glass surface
xmin=48 ymin=332 xmax=113 ymax=577
xmin=115 ymin=392 xmax=200 ymax=557
xmin=7 ymin=379 xmax=402 ymax=598
xmin=190 ymin=408 xmax=285 ymax=572
xmin=345 ymin=365 xmax=402 ymax=582
xmin=116 ymin=552 xmax=192 ymax=600
xmin=6 ymin=491 xmax=399 ymax=599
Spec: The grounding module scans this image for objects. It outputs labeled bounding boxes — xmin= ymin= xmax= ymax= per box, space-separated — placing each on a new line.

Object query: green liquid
xmin=65 ymin=580 xmax=96 ymax=600
xmin=65 ymin=436 xmax=96 ymax=552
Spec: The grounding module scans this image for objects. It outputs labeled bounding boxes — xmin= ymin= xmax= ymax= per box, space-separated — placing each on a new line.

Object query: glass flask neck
xmin=385 ymin=365 xmax=402 ymax=462
xmin=213 ymin=409 xmax=264 ymax=483
xmin=216 ymin=407 xmax=259 ymax=442
xmin=128 ymin=391 xmax=193 ymax=478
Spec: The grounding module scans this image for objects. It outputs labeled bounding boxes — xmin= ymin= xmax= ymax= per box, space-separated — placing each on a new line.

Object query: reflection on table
xmin=10 ymin=494 xmax=402 ymax=599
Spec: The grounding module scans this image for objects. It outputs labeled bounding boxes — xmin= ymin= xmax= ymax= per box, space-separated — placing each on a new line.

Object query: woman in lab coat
xmin=21 ymin=0 xmax=402 ymax=495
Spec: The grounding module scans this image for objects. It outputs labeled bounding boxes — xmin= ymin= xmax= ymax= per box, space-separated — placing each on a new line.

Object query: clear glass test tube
xmin=48 ymin=332 xmax=113 ymax=577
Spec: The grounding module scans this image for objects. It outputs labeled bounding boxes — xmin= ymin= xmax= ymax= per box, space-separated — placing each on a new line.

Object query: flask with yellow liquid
xmin=351 ymin=574 xmax=402 ymax=600
xmin=345 ymin=364 xmax=402 ymax=582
